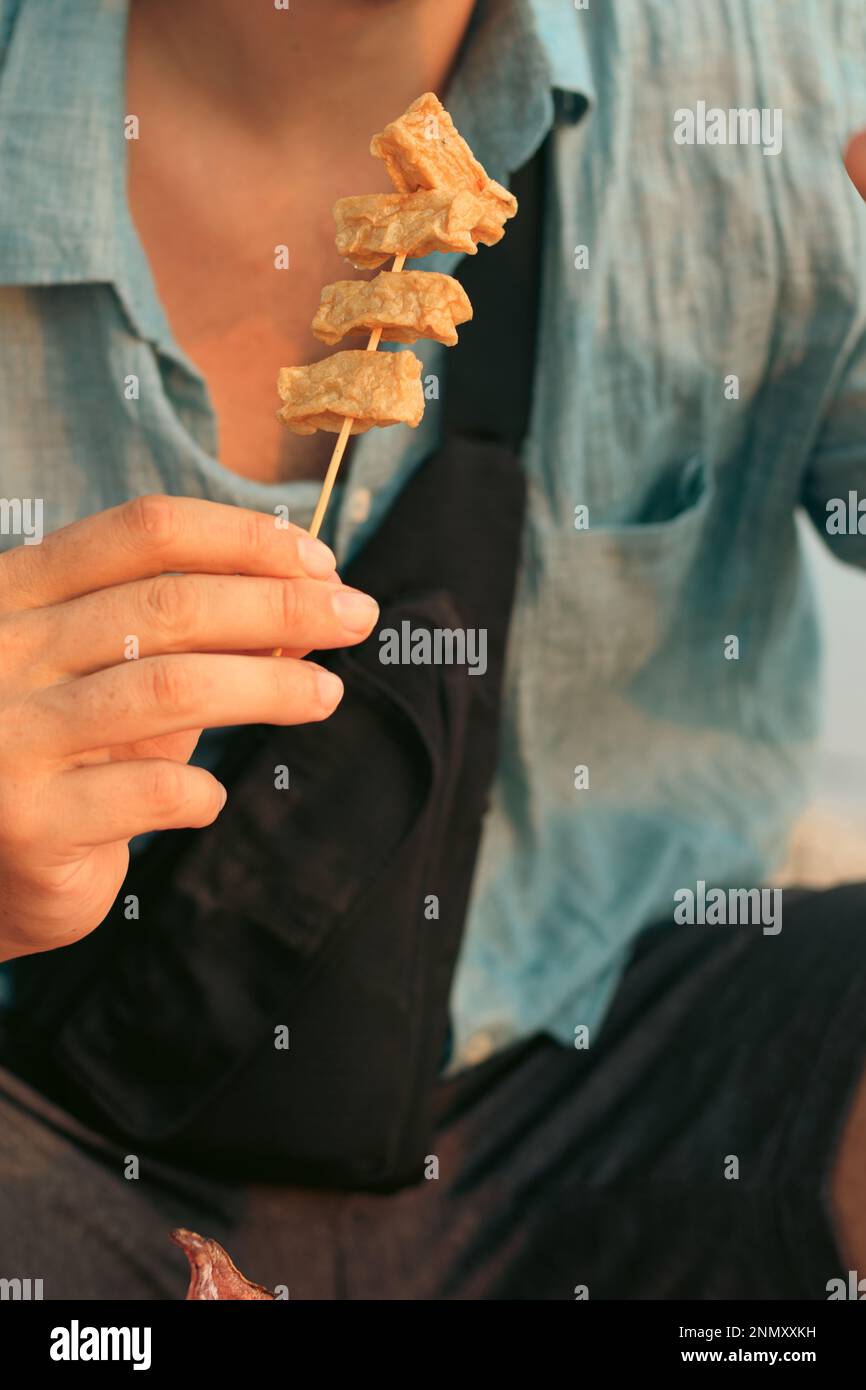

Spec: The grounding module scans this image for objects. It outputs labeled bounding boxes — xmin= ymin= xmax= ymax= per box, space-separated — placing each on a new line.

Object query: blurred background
xmin=784 ymin=515 xmax=866 ymax=885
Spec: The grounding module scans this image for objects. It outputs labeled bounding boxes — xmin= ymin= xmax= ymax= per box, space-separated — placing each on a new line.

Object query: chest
xmin=125 ymin=133 xmax=390 ymax=484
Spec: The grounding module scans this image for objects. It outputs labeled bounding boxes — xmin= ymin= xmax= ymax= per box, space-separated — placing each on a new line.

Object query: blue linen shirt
xmin=1 ymin=0 xmax=866 ymax=1069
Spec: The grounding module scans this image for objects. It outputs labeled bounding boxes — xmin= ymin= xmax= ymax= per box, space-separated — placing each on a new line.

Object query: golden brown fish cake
xmin=370 ymin=91 xmax=517 ymax=244
xmin=276 ymin=349 xmax=424 ymax=436
xmin=333 ymin=187 xmax=505 ymax=268
xmin=312 ymin=270 xmax=472 ymax=347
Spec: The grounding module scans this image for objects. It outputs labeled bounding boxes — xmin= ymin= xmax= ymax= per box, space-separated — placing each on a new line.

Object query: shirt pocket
xmin=511 ymin=453 xmax=713 ymax=732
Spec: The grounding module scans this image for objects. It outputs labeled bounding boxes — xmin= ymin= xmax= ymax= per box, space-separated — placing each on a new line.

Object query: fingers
xmin=845 ymin=130 xmax=866 ymax=201
xmin=55 ymin=760 xmax=229 ymax=846
xmin=36 ymin=653 xmax=346 ymax=756
xmin=31 ymin=573 xmax=379 ymax=677
xmin=0 ymin=494 xmax=337 ymax=613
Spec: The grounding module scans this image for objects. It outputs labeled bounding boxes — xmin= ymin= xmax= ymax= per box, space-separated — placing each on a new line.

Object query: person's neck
xmin=129 ymin=0 xmax=478 ymax=149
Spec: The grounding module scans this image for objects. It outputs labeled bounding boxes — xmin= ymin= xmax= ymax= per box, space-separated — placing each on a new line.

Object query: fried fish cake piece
xmin=370 ymin=91 xmax=517 ymax=243
xmin=276 ymin=349 xmax=424 ymax=436
xmin=171 ymin=1230 xmax=274 ymax=1301
xmin=312 ymin=270 xmax=472 ymax=347
xmin=334 ymin=187 xmax=500 ymax=268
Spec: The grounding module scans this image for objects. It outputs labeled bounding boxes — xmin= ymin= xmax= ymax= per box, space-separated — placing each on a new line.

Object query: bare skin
xmin=125 ymin=0 xmax=476 ymax=482
xmin=845 ymin=130 xmax=866 ymax=201
xmin=829 ymin=130 xmax=866 ymax=1284
xmin=833 ymin=1065 xmax=866 ymax=1279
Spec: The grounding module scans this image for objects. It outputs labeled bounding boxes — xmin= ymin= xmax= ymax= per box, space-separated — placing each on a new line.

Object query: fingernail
xmin=298 ymin=536 xmax=337 ymax=578
xmin=316 ymin=669 xmax=344 ymax=709
xmin=217 ymin=784 xmax=228 ymax=809
xmin=331 ymin=588 xmax=379 ymax=632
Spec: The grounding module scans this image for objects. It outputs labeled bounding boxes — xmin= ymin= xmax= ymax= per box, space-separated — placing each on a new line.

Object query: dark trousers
xmin=1 ymin=881 xmax=864 ymax=1300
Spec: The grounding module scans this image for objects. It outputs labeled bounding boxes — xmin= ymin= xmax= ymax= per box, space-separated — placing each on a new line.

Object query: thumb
xmin=844 ymin=130 xmax=866 ymax=201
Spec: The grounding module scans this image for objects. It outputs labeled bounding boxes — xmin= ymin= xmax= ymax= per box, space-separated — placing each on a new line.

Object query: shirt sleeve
xmin=801 ymin=321 xmax=866 ymax=568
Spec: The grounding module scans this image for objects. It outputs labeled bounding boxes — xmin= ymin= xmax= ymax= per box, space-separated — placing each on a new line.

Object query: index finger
xmin=0 ymin=494 xmax=336 ymax=612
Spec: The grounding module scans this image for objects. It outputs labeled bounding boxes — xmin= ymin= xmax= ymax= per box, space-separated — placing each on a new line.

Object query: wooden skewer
xmin=273 ymin=252 xmax=406 ymax=658
xmin=308 ymin=251 xmax=407 ymax=540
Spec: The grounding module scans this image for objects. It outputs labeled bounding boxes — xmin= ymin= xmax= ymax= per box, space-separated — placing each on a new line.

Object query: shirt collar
xmin=0 ymin=0 xmax=129 ymax=287
xmin=447 ymin=0 xmax=594 ymax=184
xmin=0 ymin=0 xmax=593 ymax=322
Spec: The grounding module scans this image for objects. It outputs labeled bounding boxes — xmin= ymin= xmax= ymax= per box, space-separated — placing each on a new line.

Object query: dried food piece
xmin=276 ymin=348 xmax=424 ymax=435
xmin=333 ymin=187 xmax=500 ymax=268
xmin=312 ymin=270 xmax=472 ymax=347
xmin=171 ymin=1229 xmax=274 ymax=1301
xmin=370 ymin=91 xmax=517 ymax=244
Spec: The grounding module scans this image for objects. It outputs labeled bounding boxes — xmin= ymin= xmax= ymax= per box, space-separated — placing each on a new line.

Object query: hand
xmin=0 ymin=494 xmax=379 ymax=961
xmin=845 ymin=130 xmax=866 ymax=201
